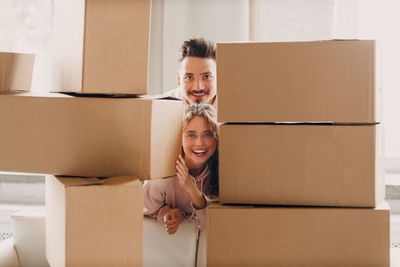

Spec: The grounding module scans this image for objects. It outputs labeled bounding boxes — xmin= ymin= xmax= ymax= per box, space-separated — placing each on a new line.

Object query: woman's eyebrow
xmin=185 ymin=130 xmax=196 ymax=133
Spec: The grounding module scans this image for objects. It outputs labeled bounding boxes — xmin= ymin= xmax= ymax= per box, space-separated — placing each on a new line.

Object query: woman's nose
xmin=195 ymin=137 xmax=204 ymax=146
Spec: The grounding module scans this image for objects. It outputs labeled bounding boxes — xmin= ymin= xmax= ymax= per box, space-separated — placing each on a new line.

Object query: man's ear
xmin=177 ymin=72 xmax=181 ymax=87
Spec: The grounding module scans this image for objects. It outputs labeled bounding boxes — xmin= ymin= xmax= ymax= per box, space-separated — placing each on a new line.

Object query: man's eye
xmin=203 ymin=74 xmax=212 ymax=79
xmin=185 ymin=76 xmax=193 ymax=80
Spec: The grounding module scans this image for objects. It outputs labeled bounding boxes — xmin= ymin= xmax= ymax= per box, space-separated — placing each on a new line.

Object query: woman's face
xmin=182 ymin=116 xmax=217 ymax=169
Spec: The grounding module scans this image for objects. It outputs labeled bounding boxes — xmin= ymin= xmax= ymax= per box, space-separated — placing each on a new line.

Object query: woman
xmin=143 ymin=103 xmax=218 ymax=234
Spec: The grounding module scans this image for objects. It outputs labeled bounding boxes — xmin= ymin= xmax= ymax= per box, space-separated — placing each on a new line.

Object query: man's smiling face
xmin=178 ymin=56 xmax=216 ymax=104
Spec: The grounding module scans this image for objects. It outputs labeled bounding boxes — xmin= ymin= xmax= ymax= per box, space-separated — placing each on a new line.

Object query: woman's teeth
xmin=193 ymin=149 xmax=207 ymax=155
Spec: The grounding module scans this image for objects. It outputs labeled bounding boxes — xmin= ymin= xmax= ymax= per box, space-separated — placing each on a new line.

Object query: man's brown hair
xmin=179 ymin=38 xmax=216 ymax=62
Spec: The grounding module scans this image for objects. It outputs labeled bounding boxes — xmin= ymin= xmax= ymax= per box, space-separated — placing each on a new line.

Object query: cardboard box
xmin=52 ymin=0 xmax=150 ymax=94
xmin=219 ymin=123 xmax=384 ymax=207
xmin=0 ymin=53 xmax=35 ymax=92
xmin=217 ymin=40 xmax=380 ymax=123
xmin=207 ymin=202 xmax=390 ymax=267
xmin=0 ymin=92 xmax=182 ymax=179
xmin=46 ymin=175 xmax=142 ymax=267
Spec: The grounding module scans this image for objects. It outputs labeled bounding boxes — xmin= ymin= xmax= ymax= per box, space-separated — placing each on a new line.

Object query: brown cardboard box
xmin=207 ymin=202 xmax=390 ymax=267
xmin=217 ymin=40 xmax=380 ymax=123
xmin=0 ymin=92 xmax=182 ymax=179
xmin=52 ymin=0 xmax=150 ymax=94
xmin=46 ymin=175 xmax=142 ymax=267
xmin=0 ymin=53 xmax=35 ymax=92
xmin=219 ymin=123 xmax=384 ymax=207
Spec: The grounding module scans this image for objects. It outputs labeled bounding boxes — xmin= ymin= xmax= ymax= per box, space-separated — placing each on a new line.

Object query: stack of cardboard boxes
xmin=208 ymin=40 xmax=390 ymax=266
xmin=0 ymin=0 xmax=183 ymax=266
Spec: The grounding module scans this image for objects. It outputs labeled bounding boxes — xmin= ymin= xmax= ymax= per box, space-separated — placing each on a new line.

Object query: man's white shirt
xmin=162 ymin=87 xmax=184 ymax=100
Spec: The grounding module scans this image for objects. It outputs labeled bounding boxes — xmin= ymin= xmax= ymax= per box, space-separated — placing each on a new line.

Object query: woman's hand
xmin=176 ymin=154 xmax=197 ymax=194
xmin=176 ymin=154 xmax=207 ymax=210
xmin=164 ymin=208 xmax=184 ymax=235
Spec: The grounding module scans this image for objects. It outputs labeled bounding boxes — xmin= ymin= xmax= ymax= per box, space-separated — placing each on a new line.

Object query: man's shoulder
xmin=162 ymin=87 xmax=183 ymax=99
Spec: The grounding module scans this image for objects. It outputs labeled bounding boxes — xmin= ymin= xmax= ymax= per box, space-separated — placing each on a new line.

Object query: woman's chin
xmin=188 ymin=155 xmax=209 ymax=168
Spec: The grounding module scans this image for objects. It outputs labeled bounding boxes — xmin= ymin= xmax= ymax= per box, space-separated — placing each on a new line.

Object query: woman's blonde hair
xmin=183 ymin=104 xmax=218 ymax=139
xmin=183 ymin=104 xmax=219 ymax=198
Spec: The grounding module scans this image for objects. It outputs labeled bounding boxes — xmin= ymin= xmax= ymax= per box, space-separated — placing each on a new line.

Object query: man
xmin=164 ymin=38 xmax=217 ymax=105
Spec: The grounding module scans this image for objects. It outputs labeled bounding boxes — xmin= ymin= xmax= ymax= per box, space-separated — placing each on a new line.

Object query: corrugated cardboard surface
xmin=53 ymin=0 xmax=150 ymax=94
xmin=219 ymin=123 xmax=384 ymax=207
xmin=0 ymin=92 xmax=182 ymax=179
xmin=46 ymin=175 xmax=143 ymax=267
xmin=217 ymin=40 xmax=380 ymax=123
xmin=207 ymin=202 xmax=390 ymax=267
xmin=0 ymin=53 xmax=35 ymax=91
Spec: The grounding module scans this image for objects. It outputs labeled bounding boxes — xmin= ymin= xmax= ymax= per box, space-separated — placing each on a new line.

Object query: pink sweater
xmin=143 ymin=166 xmax=211 ymax=229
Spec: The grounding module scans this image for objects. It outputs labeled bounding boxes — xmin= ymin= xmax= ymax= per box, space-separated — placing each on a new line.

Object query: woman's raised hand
xmin=176 ymin=154 xmax=207 ymax=210
xmin=176 ymin=154 xmax=197 ymax=194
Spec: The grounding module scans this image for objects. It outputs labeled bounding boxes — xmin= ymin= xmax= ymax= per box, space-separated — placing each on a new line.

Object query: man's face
xmin=178 ymin=56 xmax=216 ymax=104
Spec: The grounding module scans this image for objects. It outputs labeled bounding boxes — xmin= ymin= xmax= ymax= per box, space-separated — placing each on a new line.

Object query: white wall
xmin=253 ymin=0 xmax=334 ymax=42
xmin=159 ymin=0 xmax=249 ymax=93
xmin=0 ymin=0 xmax=52 ymax=93
xmin=251 ymin=0 xmax=358 ymax=41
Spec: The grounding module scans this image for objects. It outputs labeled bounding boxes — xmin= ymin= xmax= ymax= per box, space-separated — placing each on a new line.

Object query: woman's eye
xmin=188 ymin=133 xmax=196 ymax=138
xmin=204 ymin=132 xmax=213 ymax=138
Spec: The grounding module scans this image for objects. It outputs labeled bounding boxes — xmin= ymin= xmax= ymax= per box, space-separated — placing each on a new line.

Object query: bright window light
xmin=358 ymin=0 xmax=400 ymax=158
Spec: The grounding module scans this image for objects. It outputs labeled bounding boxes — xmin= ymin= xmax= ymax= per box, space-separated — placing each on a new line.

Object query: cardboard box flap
xmin=1 ymin=91 xmax=183 ymax=102
xmin=57 ymin=176 xmax=142 ymax=187
xmin=58 ymin=177 xmax=103 ymax=187
xmin=0 ymin=91 xmax=74 ymax=98
xmin=46 ymin=92 xmax=182 ymax=101
xmin=148 ymin=94 xmax=181 ymax=101
xmin=100 ymin=176 xmax=141 ymax=186
xmin=208 ymin=203 xmax=252 ymax=210
xmin=218 ymin=39 xmax=375 ymax=45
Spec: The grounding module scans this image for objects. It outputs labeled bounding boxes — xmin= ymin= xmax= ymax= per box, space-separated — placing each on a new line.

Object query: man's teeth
xmin=193 ymin=150 xmax=206 ymax=155
xmin=193 ymin=92 xmax=205 ymax=96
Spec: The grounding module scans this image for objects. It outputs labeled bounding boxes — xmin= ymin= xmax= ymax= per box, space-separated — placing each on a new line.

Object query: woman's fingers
xmin=179 ymin=155 xmax=188 ymax=169
xmin=165 ymin=219 xmax=176 ymax=226
xmin=177 ymin=154 xmax=189 ymax=171
xmin=176 ymin=159 xmax=186 ymax=173
xmin=167 ymin=227 xmax=177 ymax=235
xmin=167 ymin=224 xmax=178 ymax=234
xmin=176 ymin=162 xmax=189 ymax=181
xmin=176 ymin=161 xmax=184 ymax=174
xmin=165 ymin=222 xmax=178 ymax=234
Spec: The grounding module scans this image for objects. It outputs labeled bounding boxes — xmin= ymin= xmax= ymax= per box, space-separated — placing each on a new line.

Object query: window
xmin=358 ymin=0 xmax=400 ymax=173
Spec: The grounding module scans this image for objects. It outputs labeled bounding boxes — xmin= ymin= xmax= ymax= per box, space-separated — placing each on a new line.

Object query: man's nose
xmin=194 ymin=77 xmax=204 ymax=90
